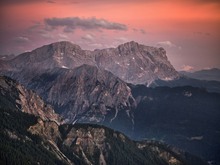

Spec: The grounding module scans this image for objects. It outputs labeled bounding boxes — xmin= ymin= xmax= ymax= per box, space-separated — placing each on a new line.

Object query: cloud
xmin=140 ymin=29 xmax=146 ymax=34
xmin=157 ymin=41 xmax=176 ymax=48
xmin=111 ymin=37 xmax=130 ymax=47
xmin=132 ymin=28 xmax=146 ymax=34
xmin=39 ymin=31 xmax=54 ymax=39
xmin=47 ymin=0 xmax=55 ymax=3
xmin=44 ymin=17 xmax=128 ymax=32
xmin=81 ymin=34 xmax=94 ymax=42
xmin=58 ymin=34 xmax=68 ymax=39
xmin=90 ymin=43 xmax=104 ymax=48
xmin=115 ymin=37 xmax=129 ymax=43
xmin=13 ymin=36 xmax=30 ymax=43
xmin=157 ymin=41 xmax=182 ymax=50
xmin=193 ymin=31 xmax=211 ymax=36
xmin=181 ymin=65 xmax=194 ymax=72
xmin=28 ymin=21 xmax=51 ymax=34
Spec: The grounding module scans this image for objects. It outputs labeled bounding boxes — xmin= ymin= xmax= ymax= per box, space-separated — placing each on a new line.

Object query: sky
xmin=0 ymin=0 xmax=220 ymax=71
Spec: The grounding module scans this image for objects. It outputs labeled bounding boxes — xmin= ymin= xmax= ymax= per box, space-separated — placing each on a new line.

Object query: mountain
xmin=130 ymin=84 xmax=220 ymax=164
xmin=1 ymin=41 xmax=220 ymax=164
xmin=3 ymin=41 xmax=94 ymax=71
xmin=180 ymin=68 xmax=220 ymax=82
xmin=94 ymin=41 xmax=179 ymax=85
xmin=3 ymin=41 xmax=220 ymax=93
xmin=0 ymin=108 xmax=69 ymax=165
xmin=152 ymin=76 xmax=220 ymax=93
xmin=0 ymin=76 xmax=60 ymax=122
xmin=0 ymin=76 xmax=208 ymax=165
xmin=7 ymin=65 xmax=136 ymax=135
xmin=0 ymin=108 xmax=208 ymax=165
xmin=0 ymin=41 xmax=179 ymax=85
xmin=0 ymin=76 xmax=70 ymax=164
xmin=30 ymin=121 xmax=208 ymax=165
xmin=1 ymin=68 xmax=220 ymax=164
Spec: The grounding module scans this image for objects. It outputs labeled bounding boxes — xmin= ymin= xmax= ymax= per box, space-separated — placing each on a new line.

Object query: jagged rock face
xmin=136 ymin=141 xmax=208 ymax=165
xmin=5 ymin=41 xmax=94 ymax=71
xmin=94 ymin=41 xmax=179 ymax=85
xmin=137 ymin=141 xmax=183 ymax=165
xmin=0 ymin=76 xmax=60 ymax=122
xmin=28 ymin=121 xmax=208 ymax=165
xmin=1 ymin=41 xmax=179 ymax=85
xmin=24 ymin=65 xmax=136 ymax=133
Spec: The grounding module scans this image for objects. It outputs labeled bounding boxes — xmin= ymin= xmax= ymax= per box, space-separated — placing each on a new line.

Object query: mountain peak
xmin=29 ymin=41 xmax=83 ymax=60
xmin=1 ymin=41 xmax=179 ymax=85
xmin=117 ymin=41 xmax=140 ymax=52
xmin=120 ymin=40 xmax=139 ymax=46
xmin=49 ymin=41 xmax=82 ymax=50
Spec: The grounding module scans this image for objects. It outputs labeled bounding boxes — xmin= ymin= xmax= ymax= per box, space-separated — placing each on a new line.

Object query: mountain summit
xmin=1 ymin=41 xmax=179 ymax=85
xmin=94 ymin=41 xmax=179 ymax=85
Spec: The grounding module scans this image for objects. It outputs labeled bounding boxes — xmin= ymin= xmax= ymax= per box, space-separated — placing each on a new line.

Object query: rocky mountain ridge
xmin=1 ymin=74 xmax=220 ymax=164
xmin=29 ymin=65 xmax=136 ymax=133
xmin=1 ymin=41 xmax=179 ymax=85
xmin=0 ymin=105 xmax=208 ymax=165
xmin=1 ymin=65 xmax=136 ymax=135
xmin=0 ymin=76 xmax=60 ymax=123
xmin=94 ymin=41 xmax=179 ymax=85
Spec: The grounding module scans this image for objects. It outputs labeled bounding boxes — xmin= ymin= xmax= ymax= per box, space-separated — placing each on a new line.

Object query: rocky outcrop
xmin=4 ymin=41 xmax=94 ymax=71
xmin=21 ymin=65 xmax=136 ymax=134
xmin=28 ymin=120 xmax=208 ymax=165
xmin=94 ymin=41 xmax=179 ymax=85
xmin=0 ymin=76 xmax=60 ymax=123
xmin=136 ymin=140 xmax=208 ymax=165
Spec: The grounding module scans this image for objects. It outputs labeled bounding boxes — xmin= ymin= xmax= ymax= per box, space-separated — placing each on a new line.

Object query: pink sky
xmin=0 ymin=0 xmax=220 ymax=71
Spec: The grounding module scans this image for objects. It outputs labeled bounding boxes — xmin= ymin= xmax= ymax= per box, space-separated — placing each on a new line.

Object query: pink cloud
xmin=181 ymin=65 xmax=194 ymax=72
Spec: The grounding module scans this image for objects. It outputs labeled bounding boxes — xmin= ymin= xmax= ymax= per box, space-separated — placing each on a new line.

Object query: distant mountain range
xmin=1 ymin=41 xmax=220 ymax=164
xmin=152 ymin=76 xmax=220 ymax=93
xmin=1 ymin=41 xmax=220 ymax=93
xmin=130 ymin=84 xmax=220 ymax=164
xmin=180 ymin=68 xmax=220 ymax=82
xmin=0 ymin=41 xmax=179 ymax=85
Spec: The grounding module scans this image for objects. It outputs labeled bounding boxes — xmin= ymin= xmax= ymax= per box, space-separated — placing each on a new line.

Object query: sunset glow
xmin=1 ymin=0 xmax=220 ymax=71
